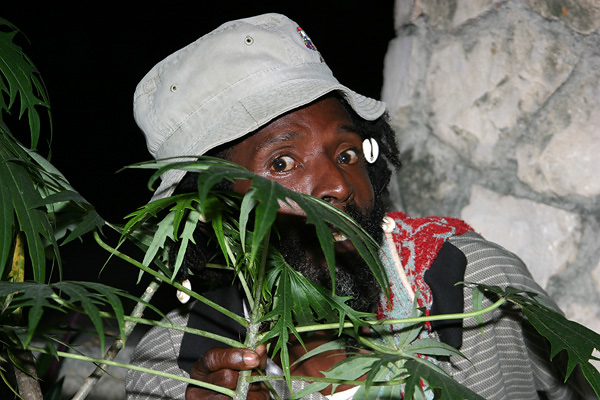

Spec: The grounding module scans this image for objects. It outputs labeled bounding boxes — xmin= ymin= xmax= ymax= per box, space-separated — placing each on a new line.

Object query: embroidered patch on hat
xmin=297 ymin=27 xmax=317 ymax=50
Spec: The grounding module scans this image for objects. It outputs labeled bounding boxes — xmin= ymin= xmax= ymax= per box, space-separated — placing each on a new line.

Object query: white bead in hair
xmin=176 ymin=279 xmax=192 ymax=304
xmin=381 ymin=215 xmax=396 ymax=233
xmin=362 ymin=138 xmax=379 ymax=164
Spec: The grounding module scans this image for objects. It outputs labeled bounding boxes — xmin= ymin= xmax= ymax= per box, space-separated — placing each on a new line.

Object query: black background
xmin=2 ymin=2 xmax=395 ymax=310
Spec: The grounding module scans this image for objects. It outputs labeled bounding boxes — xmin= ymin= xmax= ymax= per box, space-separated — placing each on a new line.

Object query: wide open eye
xmin=337 ymin=149 xmax=359 ymax=165
xmin=270 ymin=155 xmax=295 ymax=172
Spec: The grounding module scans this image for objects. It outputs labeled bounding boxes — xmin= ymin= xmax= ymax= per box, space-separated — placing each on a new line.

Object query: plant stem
xmin=63 ymin=231 xmax=245 ymax=399
xmin=50 ymin=295 xmax=245 ymax=348
xmin=69 ymin=276 xmax=161 ymax=400
xmin=234 ymin=226 xmax=271 ymax=400
xmin=94 ymin=231 xmax=246 ymax=326
xmin=13 ymin=349 xmax=43 ymax=400
xmin=257 ymin=297 xmax=507 ymax=341
xmin=27 ymin=345 xmax=236 ymax=397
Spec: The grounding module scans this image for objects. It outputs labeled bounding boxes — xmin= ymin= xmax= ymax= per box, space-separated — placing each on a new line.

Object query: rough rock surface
xmin=383 ymin=0 xmax=600 ymax=368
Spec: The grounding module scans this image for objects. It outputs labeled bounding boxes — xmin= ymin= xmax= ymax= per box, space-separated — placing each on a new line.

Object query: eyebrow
xmin=338 ymin=123 xmax=360 ymax=135
xmin=256 ymin=130 xmax=302 ymax=151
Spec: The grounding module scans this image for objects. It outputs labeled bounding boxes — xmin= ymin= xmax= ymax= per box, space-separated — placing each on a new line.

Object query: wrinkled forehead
xmin=216 ymin=95 xmax=361 ymax=155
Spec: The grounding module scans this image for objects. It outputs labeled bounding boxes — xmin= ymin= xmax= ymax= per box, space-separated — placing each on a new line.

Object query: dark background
xmin=2 ymin=2 xmax=396 ymax=310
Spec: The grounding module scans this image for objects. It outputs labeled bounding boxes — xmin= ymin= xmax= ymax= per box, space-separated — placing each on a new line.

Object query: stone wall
xmin=382 ymin=0 xmax=600 ymax=361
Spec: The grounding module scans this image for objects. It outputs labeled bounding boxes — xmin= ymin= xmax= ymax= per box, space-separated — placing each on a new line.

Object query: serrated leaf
xmin=0 ymin=25 xmax=51 ymax=148
xmin=403 ymin=359 xmax=485 ymax=400
xmin=77 ymin=281 xmax=126 ymax=342
xmin=17 ymin=144 xmax=104 ymax=245
xmin=358 ymin=355 xmax=407 ymax=399
xmin=291 ymin=354 xmax=380 ymax=399
xmin=128 ymin=158 xmax=389 ymax=299
xmin=142 ymin=211 xmax=175 ymax=267
xmin=172 ymin=208 xmax=200 ymax=279
xmin=522 ymin=305 xmax=600 ymax=397
xmin=52 ymin=282 xmax=107 ymax=355
xmin=0 ymin=130 xmax=103 ymax=281
xmin=0 ymin=143 xmax=56 ymax=281
xmin=470 ymin=283 xmax=600 ymax=398
xmin=0 ymin=281 xmax=52 ymax=345
xmin=406 ymin=338 xmax=464 ymax=358
xmin=259 ymin=264 xmax=300 ymax=388
xmin=239 ymin=188 xmax=258 ymax=254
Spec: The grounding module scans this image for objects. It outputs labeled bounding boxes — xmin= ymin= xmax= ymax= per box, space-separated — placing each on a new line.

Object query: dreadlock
xmin=336 ymin=94 xmax=402 ymax=198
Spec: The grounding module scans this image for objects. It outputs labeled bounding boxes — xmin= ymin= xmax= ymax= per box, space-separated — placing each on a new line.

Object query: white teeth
xmin=332 ymin=232 xmax=348 ymax=242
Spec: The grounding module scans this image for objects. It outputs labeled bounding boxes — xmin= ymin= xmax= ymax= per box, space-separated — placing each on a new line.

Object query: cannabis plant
xmin=1 ymin=15 xmax=599 ymax=400
xmin=119 ymin=158 xmax=600 ymax=399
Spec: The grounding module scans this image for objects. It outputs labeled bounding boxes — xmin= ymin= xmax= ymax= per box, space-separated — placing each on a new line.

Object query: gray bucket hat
xmin=134 ymin=13 xmax=386 ymax=200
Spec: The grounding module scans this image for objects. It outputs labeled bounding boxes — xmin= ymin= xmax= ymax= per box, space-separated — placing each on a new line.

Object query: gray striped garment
xmin=125 ymin=231 xmax=588 ymax=399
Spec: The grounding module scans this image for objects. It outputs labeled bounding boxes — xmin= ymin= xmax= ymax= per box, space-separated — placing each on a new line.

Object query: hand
xmin=185 ymin=344 xmax=269 ymax=400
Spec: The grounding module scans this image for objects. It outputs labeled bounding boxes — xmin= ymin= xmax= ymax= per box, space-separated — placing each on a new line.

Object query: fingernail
xmin=243 ymin=351 xmax=257 ymax=366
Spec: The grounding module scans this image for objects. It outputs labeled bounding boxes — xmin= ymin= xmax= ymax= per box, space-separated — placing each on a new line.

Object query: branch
xmin=13 ymin=350 xmax=43 ymax=400
xmin=64 ymin=232 xmax=244 ymax=400
xmin=69 ymin=277 xmax=161 ymax=400
xmin=234 ymin=226 xmax=271 ymax=400
xmin=27 ymin=345 xmax=236 ymax=397
xmin=49 ymin=295 xmax=245 ymax=349
xmin=93 ymin=231 xmax=246 ymax=326
xmin=258 ymin=297 xmax=507 ymax=340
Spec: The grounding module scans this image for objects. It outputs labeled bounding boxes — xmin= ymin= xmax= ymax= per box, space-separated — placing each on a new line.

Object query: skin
xmin=186 ymin=96 xmax=375 ymax=399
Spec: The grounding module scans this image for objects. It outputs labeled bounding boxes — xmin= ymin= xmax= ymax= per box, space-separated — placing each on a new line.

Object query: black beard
xmin=273 ymin=197 xmax=386 ymax=313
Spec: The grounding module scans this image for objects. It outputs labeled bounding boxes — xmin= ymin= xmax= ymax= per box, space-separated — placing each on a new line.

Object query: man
xmin=125 ymin=13 xmax=586 ymax=400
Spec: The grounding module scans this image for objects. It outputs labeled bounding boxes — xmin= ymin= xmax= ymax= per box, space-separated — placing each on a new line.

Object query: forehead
xmin=243 ymin=96 xmax=357 ymax=147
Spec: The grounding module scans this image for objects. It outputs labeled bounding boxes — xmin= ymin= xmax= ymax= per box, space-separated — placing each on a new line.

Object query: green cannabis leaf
xmin=0 ymin=281 xmax=126 ymax=352
xmin=471 ymin=283 xmax=600 ymax=398
xmin=403 ymin=359 xmax=486 ymax=400
xmin=0 ymin=19 xmax=51 ymax=149
xmin=125 ymin=157 xmax=389 ymax=296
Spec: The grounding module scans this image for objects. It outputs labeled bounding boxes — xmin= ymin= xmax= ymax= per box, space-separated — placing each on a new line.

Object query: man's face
xmin=226 ymin=96 xmax=383 ymax=311
xmin=229 ymin=96 xmax=375 ymax=211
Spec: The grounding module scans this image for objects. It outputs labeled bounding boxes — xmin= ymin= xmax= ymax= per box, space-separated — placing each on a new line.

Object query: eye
xmin=337 ymin=149 xmax=359 ymax=164
xmin=270 ymin=155 xmax=295 ymax=172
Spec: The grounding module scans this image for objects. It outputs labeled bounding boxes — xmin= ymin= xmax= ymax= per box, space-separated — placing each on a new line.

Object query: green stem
xmin=234 ymin=226 xmax=271 ymax=400
xmin=70 ymin=277 xmax=161 ymax=400
xmin=27 ymin=345 xmax=236 ymax=398
xmin=237 ymin=270 xmax=254 ymax=311
xmin=50 ymin=294 xmax=245 ymax=349
xmin=94 ymin=231 xmax=246 ymax=326
xmin=247 ymin=374 xmax=407 ymax=388
xmin=257 ymin=297 xmax=507 ymax=341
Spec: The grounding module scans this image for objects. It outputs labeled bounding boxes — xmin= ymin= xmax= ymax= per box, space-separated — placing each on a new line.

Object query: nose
xmin=309 ymin=157 xmax=353 ymax=206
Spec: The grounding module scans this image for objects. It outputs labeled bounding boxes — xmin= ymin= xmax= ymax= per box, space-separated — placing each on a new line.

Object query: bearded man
xmin=125 ymin=13 xmax=587 ymax=400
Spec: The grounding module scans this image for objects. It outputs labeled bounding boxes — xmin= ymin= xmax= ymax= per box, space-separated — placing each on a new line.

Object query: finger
xmin=254 ymin=344 xmax=268 ymax=370
xmin=197 ymin=347 xmax=262 ymax=374
xmin=201 ymin=368 xmax=240 ymax=388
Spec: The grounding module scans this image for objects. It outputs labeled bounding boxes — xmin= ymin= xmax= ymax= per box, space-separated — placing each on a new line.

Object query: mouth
xmin=332 ymin=231 xmax=348 ymax=243
xmin=331 ymin=230 xmax=357 ymax=253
